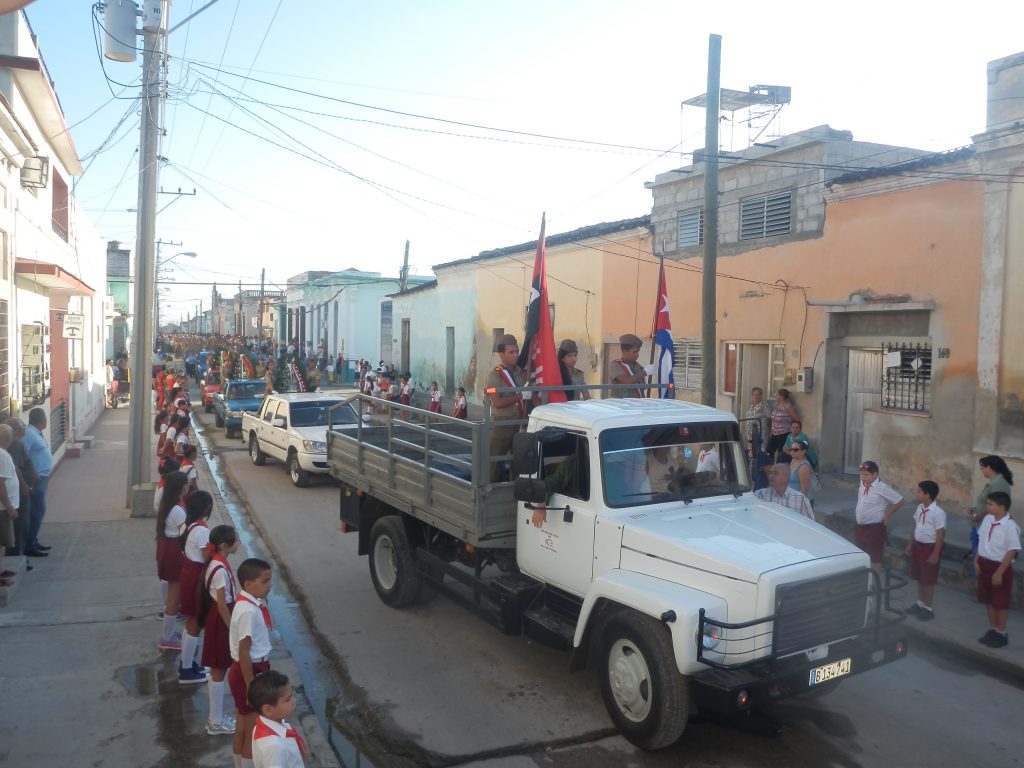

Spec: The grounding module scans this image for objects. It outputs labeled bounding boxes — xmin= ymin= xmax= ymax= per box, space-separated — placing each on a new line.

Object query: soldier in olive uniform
xmin=610 ymin=333 xmax=653 ymax=398
xmin=557 ymin=339 xmax=590 ymax=401
xmin=485 ymin=334 xmax=527 ymax=481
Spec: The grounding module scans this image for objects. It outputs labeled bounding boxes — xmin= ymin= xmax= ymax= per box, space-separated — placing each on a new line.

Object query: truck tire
xmin=598 ymin=611 xmax=689 ymax=750
xmin=214 ymin=411 xmax=224 ymax=428
xmin=249 ymin=434 xmax=266 ymax=466
xmin=225 ymin=424 xmax=237 ymax=439
xmin=368 ymin=516 xmax=423 ymax=608
xmin=288 ymin=451 xmax=310 ymax=487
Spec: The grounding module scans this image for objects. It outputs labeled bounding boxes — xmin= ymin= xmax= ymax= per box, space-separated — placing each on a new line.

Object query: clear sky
xmin=25 ymin=0 xmax=1024 ymax=323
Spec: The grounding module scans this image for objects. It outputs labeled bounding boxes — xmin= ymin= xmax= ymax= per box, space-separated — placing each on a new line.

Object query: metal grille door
xmin=844 ymin=349 xmax=882 ymax=474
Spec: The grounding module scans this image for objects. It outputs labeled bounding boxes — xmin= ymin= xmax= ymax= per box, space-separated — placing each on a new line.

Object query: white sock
xmin=233 ymin=756 xmax=242 ymax=768
xmin=916 ymin=600 xmax=926 ymax=608
xmin=242 ymin=759 xmax=254 ymax=768
xmin=161 ymin=614 xmax=176 ymax=639
xmin=160 ymin=579 xmax=168 ymax=604
xmin=209 ymin=680 xmax=224 ymax=723
xmin=180 ymin=632 xmax=199 ymax=669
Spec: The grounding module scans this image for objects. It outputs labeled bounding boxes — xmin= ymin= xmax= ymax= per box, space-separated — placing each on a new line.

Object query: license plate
xmin=808 ymin=657 xmax=852 ymax=687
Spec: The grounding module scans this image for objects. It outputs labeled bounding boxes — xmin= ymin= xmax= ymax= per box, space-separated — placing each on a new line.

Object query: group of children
xmin=152 ymin=366 xmax=306 ymax=767
xmin=360 ymin=370 xmax=469 ymax=419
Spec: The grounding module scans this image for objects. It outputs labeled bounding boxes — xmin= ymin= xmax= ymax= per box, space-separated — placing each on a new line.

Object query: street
xmin=191 ymin=397 xmax=1024 ymax=768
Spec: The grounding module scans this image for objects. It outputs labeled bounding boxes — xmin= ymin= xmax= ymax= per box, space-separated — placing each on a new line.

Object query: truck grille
xmin=774 ymin=569 xmax=869 ymax=656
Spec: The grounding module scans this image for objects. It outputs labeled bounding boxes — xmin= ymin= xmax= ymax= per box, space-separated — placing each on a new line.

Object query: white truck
xmin=327 ymin=394 xmax=907 ymax=750
xmin=243 ymin=392 xmax=364 ymax=487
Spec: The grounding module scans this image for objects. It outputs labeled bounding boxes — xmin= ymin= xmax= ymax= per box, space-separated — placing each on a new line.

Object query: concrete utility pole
xmin=400 ymin=240 xmax=410 ymax=293
xmin=126 ymin=0 xmax=170 ymax=508
xmin=237 ymin=279 xmax=243 ymax=336
xmin=701 ymin=34 xmax=722 ymax=407
xmin=258 ymin=267 xmax=265 ymax=341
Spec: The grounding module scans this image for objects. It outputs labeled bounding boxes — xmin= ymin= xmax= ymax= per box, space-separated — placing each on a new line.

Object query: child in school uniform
xmin=174 ymin=414 xmax=193 ymax=458
xmin=202 ymin=524 xmax=241 ymax=737
xmin=453 ymin=387 xmax=467 ymax=419
xmin=178 ymin=491 xmax=214 ymax=684
xmin=154 ymin=407 xmax=170 ymax=454
xmin=180 ymin=444 xmax=200 ymax=496
xmin=156 ymin=471 xmax=190 ymax=650
xmin=904 ymin=480 xmax=945 ymax=621
xmin=229 ymin=558 xmax=275 ymax=768
xmin=975 ymin=491 xmax=1021 ymax=648
xmin=249 ymin=671 xmax=306 ymax=768
xmin=429 ymin=382 xmax=442 ymax=413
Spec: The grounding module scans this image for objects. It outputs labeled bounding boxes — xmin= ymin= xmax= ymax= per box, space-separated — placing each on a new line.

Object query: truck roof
xmin=266 ymin=391 xmax=356 ymax=404
xmin=530 ymin=397 xmax=738 ymax=432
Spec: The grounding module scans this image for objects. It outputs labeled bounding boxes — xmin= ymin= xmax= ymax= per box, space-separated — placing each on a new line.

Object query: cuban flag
xmin=654 ymin=262 xmax=675 ymax=398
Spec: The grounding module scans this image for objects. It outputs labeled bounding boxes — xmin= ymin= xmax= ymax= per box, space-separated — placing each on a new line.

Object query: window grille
xmin=0 ymin=300 xmax=8 ymax=419
xmin=677 ymin=208 xmax=703 ymax=247
xmin=740 ymin=191 xmax=792 ymax=240
xmin=50 ymin=399 xmax=67 ymax=453
xmin=673 ymin=339 xmax=702 ymax=390
xmin=881 ymin=342 xmax=932 ymax=412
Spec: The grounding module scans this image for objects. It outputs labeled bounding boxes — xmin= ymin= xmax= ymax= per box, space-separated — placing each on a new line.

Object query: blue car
xmin=212 ymin=379 xmax=266 ymax=439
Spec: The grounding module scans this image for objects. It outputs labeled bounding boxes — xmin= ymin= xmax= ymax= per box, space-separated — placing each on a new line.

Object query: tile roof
xmin=828 ymin=146 xmax=975 ymax=186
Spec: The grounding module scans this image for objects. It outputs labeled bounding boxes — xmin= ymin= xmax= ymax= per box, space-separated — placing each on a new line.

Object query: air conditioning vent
xmin=21 ymin=156 xmax=49 ymax=189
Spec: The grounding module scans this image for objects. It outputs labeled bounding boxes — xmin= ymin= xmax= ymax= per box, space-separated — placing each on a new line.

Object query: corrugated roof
xmin=434 ymin=215 xmax=651 ymax=270
xmin=828 ymin=146 xmax=975 ymax=186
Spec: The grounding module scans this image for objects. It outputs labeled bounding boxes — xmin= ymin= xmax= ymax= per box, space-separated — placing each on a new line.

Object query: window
xmin=740 ymin=191 xmax=792 ymax=241
xmin=677 ymin=208 xmax=704 ymax=247
xmin=52 ymin=171 xmax=69 ymax=242
xmin=882 ymin=342 xmax=932 ymax=412
xmin=673 ymin=339 xmax=702 ymax=390
xmin=540 ymin=432 xmax=590 ymax=502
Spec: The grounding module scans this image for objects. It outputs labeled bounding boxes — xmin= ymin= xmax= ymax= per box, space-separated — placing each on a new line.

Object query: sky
xmin=24 ymin=0 xmax=1024 ymax=325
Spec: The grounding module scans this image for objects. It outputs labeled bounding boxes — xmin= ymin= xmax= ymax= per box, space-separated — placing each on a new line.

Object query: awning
xmin=16 ymin=259 xmax=95 ymax=296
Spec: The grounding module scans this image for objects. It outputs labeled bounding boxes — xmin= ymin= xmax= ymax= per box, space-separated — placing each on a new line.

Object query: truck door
xmin=517 ymin=432 xmax=597 ymax=597
xmin=266 ymin=401 xmax=289 ymax=458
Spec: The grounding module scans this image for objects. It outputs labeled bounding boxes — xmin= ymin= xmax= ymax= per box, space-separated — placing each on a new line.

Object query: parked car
xmin=200 ymin=370 xmax=222 ymax=412
xmin=243 ymin=392 xmax=366 ymax=487
xmin=213 ymin=379 xmax=266 ymax=439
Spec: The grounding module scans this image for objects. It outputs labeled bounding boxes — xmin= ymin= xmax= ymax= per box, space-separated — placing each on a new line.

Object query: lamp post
xmin=154 ymin=250 xmax=196 ymax=336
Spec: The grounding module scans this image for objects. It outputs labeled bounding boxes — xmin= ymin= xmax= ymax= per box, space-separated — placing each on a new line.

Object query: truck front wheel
xmin=598 ymin=611 xmax=689 ymax=750
xmin=368 ymin=516 xmax=423 ymax=608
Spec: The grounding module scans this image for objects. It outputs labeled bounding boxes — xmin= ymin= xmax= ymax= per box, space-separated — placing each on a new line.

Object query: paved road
xmin=193 ymin=400 xmax=1023 ymax=768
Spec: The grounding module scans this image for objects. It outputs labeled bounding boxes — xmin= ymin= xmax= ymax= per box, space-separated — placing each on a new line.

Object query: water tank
xmin=103 ymin=0 xmax=138 ymax=63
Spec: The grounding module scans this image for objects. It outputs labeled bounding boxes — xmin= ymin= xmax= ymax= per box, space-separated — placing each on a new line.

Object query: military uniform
xmin=487 ymin=334 xmax=527 ymax=481
xmin=609 ymin=334 xmax=647 ymax=398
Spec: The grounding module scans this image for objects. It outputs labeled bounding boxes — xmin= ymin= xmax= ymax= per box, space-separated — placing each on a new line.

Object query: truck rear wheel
xmin=368 ymin=516 xmax=423 ymax=608
xmin=249 ymin=434 xmax=266 ymax=466
xmin=288 ymin=451 xmax=310 ymax=487
xmin=598 ymin=611 xmax=689 ymax=750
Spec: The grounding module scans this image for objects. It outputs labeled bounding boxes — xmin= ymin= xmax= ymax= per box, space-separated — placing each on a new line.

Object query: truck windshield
xmin=228 ymin=383 xmax=262 ymax=400
xmin=599 ymin=421 xmax=749 ymax=507
xmin=293 ymin=401 xmax=357 ymax=428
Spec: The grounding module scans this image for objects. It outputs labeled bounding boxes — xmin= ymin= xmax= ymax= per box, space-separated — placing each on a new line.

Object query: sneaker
xmin=191 ymin=661 xmax=210 ymax=675
xmin=978 ymin=629 xmax=1000 ymax=645
xmin=157 ymin=631 xmax=182 ymax=650
xmin=916 ymin=607 xmax=934 ymax=621
xmin=178 ymin=665 xmax=209 ymax=685
xmin=905 ymin=603 xmax=925 ymax=617
xmin=982 ymin=632 xmax=1009 ymax=648
xmin=206 ymin=717 xmax=236 ymax=735
xmin=175 ymin=612 xmax=187 ymax=622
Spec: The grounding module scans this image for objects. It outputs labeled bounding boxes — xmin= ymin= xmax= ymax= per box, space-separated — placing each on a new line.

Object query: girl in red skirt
xmin=178 ymin=491 xmax=214 ymax=684
xmin=180 ymin=444 xmax=200 ymax=496
xmin=156 ymin=471 xmax=190 ymax=650
xmin=201 ymin=524 xmax=240 ymax=735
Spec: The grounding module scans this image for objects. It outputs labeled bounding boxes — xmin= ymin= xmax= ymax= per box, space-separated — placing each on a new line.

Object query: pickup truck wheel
xmin=288 ymin=451 xmax=311 ymax=487
xmin=225 ymin=425 xmax=236 ymax=439
xmin=599 ymin=612 xmax=689 ymax=750
xmin=249 ymin=435 xmax=266 ymax=466
xmin=214 ymin=411 xmax=224 ymax=428
xmin=368 ymin=516 xmax=423 ymax=608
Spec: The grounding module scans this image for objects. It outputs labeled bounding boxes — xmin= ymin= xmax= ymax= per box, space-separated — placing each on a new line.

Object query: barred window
xmin=740 ymin=191 xmax=792 ymax=240
xmin=677 ymin=208 xmax=703 ymax=248
xmin=882 ymin=342 xmax=931 ymax=412
xmin=673 ymin=339 xmax=702 ymax=390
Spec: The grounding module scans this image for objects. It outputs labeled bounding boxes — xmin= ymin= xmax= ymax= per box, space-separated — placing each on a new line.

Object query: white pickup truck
xmin=327 ymin=394 xmax=907 ymax=750
xmin=242 ymin=392 xmax=364 ymax=487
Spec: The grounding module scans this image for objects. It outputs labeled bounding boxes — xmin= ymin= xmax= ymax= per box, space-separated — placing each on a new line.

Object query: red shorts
xmin=977 ymin=557 xmax=1014 ymax=609
xmin=156 ymin=538 xmax=184 ymax=582
xmin=909 ymin=540 xmax=940 ymax=586
xmin=228 ymin=659 xmax=271 ymax=715
xmin=178 ymin=559 xmax=204 ymax=617
xmin=854 ymin=523 xmax=888 ymax=564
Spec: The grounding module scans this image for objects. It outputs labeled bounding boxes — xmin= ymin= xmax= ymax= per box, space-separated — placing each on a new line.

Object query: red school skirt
xmin=156 ymin=537 xmax=184 ymax=582
xmin=201 ymin=600 xmax=234 ymax=670
xmin=178 ymin=558 xmax=204 ymax=617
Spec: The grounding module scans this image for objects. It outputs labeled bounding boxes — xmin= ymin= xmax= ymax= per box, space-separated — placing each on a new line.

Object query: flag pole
xmin=646 ymin=253 xmax=665 ymax=395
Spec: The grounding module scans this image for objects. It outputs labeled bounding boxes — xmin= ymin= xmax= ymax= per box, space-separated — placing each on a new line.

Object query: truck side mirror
xmin=513 ymin=477 xmax=546 ymax=503
xmin=511 ymin=433 xmax=539 ymax=476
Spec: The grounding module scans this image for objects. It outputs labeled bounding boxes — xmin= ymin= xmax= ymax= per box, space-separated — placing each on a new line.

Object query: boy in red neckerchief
xmin=249 ymin=670 xmax=306 ymax=768
xmin=229 ymin=559 xmax=274 ymax=768
xmin=975 ymin=492 xmax=1021 ymax=648
xmin=904 ymin=481 xmax=945 ymax=621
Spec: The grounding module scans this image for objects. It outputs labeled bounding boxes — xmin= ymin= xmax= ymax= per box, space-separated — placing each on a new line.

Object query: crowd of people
xmin=0 ymin=409 xmax=54 ymax=587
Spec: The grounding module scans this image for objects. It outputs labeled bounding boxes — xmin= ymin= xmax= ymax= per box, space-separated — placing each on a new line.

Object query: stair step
xmin=522 ymin=605 xmax=576 ymax=650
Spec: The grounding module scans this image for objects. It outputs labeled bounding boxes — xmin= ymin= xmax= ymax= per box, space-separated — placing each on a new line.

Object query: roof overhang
xmin=16 ymin=259 xmax=94 ymax=296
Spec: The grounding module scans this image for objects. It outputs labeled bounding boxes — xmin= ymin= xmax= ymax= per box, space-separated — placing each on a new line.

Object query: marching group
xmin=151 ymin=371 xmax=307 ymax=767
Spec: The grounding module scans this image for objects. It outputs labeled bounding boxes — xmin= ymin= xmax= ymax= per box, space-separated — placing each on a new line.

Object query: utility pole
xmin=258 ymin=267 xmax=265 ymax=341
xmin=126 ymin=0 xmax=170 ymax=508
xmin=237 ymin=279 xmax=243 ymax=337
xmin=701 ymin=34 xmax=722 ymax=408
xmin=400 ymin=240 xmax=410 ymax=293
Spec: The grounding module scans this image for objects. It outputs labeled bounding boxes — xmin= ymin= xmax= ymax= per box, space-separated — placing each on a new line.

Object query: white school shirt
xmin=854 ymin=478 xmax=902 ymax=524
xmin=153 ymin=484 xmax=164 ymax=514
xmin=164 ymin=504 xmax=186 ymax=538
xmin=230 ymin=589 xmax=273 ymax=661
xmin=912 ymin=502 xmax=946 ymax=544
xmin=175 ymin=432 xmax=191 ymax=453
xmin=181 ymin=460 xmax=198 ymax=486
xmin=183 ymin=522 xmax=210 ymax=563
xmin=977 ymin=514 xmax=1022 ymax=562
xmin=430 ymin=389 xmax=441 ymax=405
xmin=207 ymin=559 xmax=237 ymax=603
xmin=252 ymin=716 xmax=305 ymax=768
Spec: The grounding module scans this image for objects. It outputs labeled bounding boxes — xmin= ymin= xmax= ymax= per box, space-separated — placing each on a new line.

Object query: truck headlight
xmin=302 ymin=440 xmax=327 ymax=453
xmin=228 ymin=410 xmax=243 ymax=418
xmin=701 ymin=625 xmax=721 ymax=650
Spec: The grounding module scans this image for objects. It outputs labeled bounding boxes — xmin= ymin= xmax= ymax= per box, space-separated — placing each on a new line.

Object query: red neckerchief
xmin=862 ymin=481 xmax=872 ymax=496
xmin=988 ymin=518 xmax=1004 ymax=541
xmin=918 ymin=506 xmax=930 ymax=524
xmin=254 ymin=717 xmax=307 ymax=763
xmin=616 ymin=360 xmax=643 ymax=397
xmin=497 ymin=366 xmax=525 ymax=417
xmin=206 ymin=555 xmax=236 ymax=600
xmin=238 ymin=592 xmax=272 ymax=629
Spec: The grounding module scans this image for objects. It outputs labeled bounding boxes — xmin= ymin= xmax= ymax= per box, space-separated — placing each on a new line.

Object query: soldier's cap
xmin=498 ymin=333 xmax=519 ymax=349
xmin=558 ymin=339 xmax=578 ymax=354
xmin=619 ymin=333 xmax=642 ymax=349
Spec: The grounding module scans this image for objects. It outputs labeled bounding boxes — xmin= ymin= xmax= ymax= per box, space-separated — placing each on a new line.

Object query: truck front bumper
xmin=690 ymin=625 xmax=907 ymax=714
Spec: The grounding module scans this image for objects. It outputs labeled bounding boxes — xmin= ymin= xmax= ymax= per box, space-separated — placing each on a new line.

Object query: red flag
xmin=518 ymin=215 xmax=567 ymax=403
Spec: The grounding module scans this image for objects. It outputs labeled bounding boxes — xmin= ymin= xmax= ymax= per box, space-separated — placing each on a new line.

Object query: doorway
xmin=844 ymin=349 xmax=882 ymax=474
xmin=400 ymin=318 xmax=411 ymax=374
xmin=445 ymin=326 xmax=455 ymax=394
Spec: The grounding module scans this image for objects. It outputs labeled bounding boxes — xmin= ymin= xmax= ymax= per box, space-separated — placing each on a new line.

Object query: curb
xmin=901 ymin=622 xmax=1024 ymax=686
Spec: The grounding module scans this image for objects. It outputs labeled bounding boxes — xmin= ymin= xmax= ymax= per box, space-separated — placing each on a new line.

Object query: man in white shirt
xmin=0 ymin=425 xmax=20 ymax=587
xmin=755 ymin=464 xmax=814 ymax=520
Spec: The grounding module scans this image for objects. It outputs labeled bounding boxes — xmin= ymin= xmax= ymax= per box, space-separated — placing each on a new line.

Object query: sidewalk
xmin=0 ymin=406 xmax=337 ymax=767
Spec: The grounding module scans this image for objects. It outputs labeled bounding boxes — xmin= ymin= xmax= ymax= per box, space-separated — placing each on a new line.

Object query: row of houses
xmin=277 ymin=50 xmax=1024 ymax=509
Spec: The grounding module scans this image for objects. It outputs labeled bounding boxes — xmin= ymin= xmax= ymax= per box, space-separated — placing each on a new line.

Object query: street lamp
xmin=155 ymin=250 xmax=197 ymax=335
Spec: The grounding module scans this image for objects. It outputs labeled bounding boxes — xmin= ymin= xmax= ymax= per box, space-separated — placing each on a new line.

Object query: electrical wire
xmin=184 ymin=0 xmax=241 ymax=169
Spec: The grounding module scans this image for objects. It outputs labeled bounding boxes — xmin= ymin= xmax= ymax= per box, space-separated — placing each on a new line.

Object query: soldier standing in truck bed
xmin=486 ymin=334 xmax=527 ymax=481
